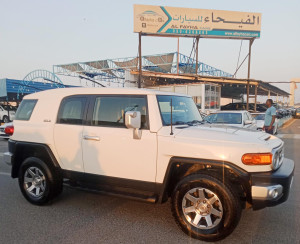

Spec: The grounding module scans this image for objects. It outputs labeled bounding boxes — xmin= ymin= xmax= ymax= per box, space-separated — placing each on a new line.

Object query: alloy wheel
xmin=24 ymin=167 xmax=47 ymax=198
xmin=182 ymin=187 xmax=223 ymax=230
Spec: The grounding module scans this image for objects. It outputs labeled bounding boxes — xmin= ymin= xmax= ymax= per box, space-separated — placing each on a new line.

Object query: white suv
xmin=4 ymin=88 xmax=294 ymax=242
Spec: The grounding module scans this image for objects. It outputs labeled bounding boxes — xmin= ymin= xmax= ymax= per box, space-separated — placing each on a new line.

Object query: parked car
xmin=251 ymin=113 xmax=278 ymax=135
xmin=0 ymin=105 xmax=15 ymax=123
xmin=221 ymin=103 xmax=267 ymax=112
xmin=286 ymin=107 xmax=296 ymax=117
xmin=4 ymin=88 xmax=294 ymax=242
xmin=294 ymin=108 xmax=300 ymax=118
xmin=277 ymin=108 xmax=290 ymax=118
xmin=204 ymin=110 xmax=257 ymax=130
xmin=0 ymin=122 xmax=13 ymax=139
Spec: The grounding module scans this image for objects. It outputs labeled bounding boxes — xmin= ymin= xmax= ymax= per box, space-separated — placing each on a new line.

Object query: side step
xmin=63 ymin=180 xmax=157 ymax=203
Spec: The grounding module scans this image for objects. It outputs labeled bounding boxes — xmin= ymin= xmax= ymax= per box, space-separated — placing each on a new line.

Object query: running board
xmin=63 ymin=181 xmax=157 ymax=203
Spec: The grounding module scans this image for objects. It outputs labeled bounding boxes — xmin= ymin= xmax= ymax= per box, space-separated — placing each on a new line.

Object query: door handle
xmin=83 ymin=135 xmax=100 ymax=141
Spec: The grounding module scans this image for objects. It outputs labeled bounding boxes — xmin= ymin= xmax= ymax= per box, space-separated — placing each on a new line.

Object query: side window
xmin=92 ymin=96 xmax=149 ymax=129
xmin=57 ymin=96 xmax=87 ymax=125
xmin=15 ymin=99 xmax=37 ymax=121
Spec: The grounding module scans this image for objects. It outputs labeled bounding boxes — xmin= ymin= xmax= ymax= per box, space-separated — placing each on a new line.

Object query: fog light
xmin=269 ymin=189 xmax=278 ymax=199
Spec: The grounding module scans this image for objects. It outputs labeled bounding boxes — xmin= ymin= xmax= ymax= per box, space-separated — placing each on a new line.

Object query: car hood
xmin=169 ymin=124 xmax=282 ymax=148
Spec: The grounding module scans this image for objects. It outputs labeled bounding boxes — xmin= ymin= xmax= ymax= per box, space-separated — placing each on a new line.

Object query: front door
xmin=82 ymin=95 xmax=157 ymax=184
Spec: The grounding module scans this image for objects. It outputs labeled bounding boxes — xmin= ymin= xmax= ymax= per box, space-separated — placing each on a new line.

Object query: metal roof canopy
xmin=129 ymin=70 xmax=289 ymax=98
xmin=53 ymin=52 xmax=233 ymax=82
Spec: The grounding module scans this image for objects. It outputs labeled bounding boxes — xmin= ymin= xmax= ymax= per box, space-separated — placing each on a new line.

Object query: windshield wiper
xmin=174 ymin=121 xmax=189 ymax=125
xmin=186 ymin=120 xmax=204 ymax=125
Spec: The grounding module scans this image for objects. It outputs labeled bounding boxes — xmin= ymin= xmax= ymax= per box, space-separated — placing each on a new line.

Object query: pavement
xmin=0 ymin=120 xmax=299 ymax=244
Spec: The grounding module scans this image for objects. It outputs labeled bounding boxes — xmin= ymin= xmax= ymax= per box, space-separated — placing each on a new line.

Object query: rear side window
xmin=57 ymin=96 xmax=87 ymax=125
xmin=15 ymin=99 xmax=37 ymax=121
xmin=91 ymin=95 xmax=149 ymax=129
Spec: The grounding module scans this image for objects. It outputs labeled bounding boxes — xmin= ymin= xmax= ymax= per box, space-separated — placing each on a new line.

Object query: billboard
xmin=134 ymin=5 xmax=261 ymax=39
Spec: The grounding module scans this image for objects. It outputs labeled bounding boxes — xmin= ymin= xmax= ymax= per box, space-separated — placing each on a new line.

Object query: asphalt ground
xmin=0 ymin=120 xmax=299 ymax=244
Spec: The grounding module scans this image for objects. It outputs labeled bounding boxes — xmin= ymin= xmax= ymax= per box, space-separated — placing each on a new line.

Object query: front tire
xmin=18 ymin=157 xmax=63 ymax=205
xmin=171 ymin=173 xmax=242 ymax=242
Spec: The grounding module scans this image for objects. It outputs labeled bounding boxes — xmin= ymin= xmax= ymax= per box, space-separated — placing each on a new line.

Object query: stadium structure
xmin=0 ymin=52 xmax=290 ymax=111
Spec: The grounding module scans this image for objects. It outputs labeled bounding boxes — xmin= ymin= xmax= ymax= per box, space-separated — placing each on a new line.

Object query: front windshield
xmin=156 ymin=95 xmax=202 ymax=126
xmin=206 ymin=113 xmax=242 ymax=124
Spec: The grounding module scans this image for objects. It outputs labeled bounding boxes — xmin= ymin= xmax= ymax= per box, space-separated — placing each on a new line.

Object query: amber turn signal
xmin=242 ymin=153 xmax=272 ymax=165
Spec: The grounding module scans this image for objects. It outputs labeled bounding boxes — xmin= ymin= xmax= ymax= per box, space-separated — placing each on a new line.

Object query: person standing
xmin=263 ymin=99 xmax=276 ymax=134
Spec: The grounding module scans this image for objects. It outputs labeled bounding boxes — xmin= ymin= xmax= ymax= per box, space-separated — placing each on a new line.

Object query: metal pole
xmin=138 ymin=32 xmax=142 ymax=88
xmin=177 ymin=37 xmax=180 ymax=74
xmin=195 ymin=36 xmax=200 ymax=75
xmin=254 ymin=85 xmax=258 ymax=112
xmin=290 ymin=80 xmax=296 ymax=106
xmin=246 ymin=39 xmax=254 ymax=111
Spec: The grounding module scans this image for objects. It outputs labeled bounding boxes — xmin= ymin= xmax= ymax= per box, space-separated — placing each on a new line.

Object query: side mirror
xmin=244 ymin=120 xmax=253 ymax=125
xmin=125 ymin=111 xmax=142 ymax=139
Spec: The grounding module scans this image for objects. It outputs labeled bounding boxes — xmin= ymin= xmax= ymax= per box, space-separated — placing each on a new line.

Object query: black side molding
xmin=8 ymin=140 xmax=61 ymax=178
xmin=63 ymin=169 xmax=159 ymax=203
xmin=157 ymin=157 xmax=251 ymax=203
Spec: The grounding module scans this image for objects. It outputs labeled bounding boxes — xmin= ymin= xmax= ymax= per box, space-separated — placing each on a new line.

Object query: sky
xmin=1 ymin=0 xmax=300 ymax=102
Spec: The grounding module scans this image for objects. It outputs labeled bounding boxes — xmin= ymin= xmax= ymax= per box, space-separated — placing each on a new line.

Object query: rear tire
xmin=18 ymin=157 xmax=63 ymax=205
xmin=171 ymin=173 xmax=242 ymax=242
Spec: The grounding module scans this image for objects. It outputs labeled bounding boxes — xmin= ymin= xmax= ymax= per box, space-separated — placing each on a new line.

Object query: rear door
xmin=53 ymin=95 xmax=88 ymax=172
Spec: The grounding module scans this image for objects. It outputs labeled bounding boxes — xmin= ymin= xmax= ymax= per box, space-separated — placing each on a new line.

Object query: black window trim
xmin=56 ymin=95 xmax=90 ymax=126
xmin=85 ymin=94 xmax=150 ymax=130
xmin=14 ymin=99 xmax=38 ymax=121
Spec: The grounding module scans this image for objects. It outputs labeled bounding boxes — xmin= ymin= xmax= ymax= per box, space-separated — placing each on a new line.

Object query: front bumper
xmin=250 ymin=158 xmax=294 ymax=210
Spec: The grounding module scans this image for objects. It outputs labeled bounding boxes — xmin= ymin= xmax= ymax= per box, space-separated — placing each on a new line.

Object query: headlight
xmin=242 ymin=153 xmax=272 ymax=165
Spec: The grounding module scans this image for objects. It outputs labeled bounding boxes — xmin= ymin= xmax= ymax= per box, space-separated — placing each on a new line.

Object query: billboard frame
xmin=137 ymin=31 xmax=256 ymax=110
xmin=134 ymin=5 xmax=261 ymax=40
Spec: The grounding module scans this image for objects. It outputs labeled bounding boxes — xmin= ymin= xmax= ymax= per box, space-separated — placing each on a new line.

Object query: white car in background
xmin=204 ymin=110 xmax=257 ymax=130
xmin=0 ymin=122 xmax=13 ymax=139
xmin=0 ymin=105 xmax=15 ymax=123
xmin=252 ymin=113 xmax=278 ymax=135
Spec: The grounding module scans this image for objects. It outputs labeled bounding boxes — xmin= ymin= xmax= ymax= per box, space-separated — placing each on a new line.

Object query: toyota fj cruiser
xmin=4 ymin=88 xmax=294 ymax=241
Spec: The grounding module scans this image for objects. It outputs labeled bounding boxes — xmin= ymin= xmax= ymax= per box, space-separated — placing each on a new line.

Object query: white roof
xmin=24 ymin=87 xmax=190 ymax=99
